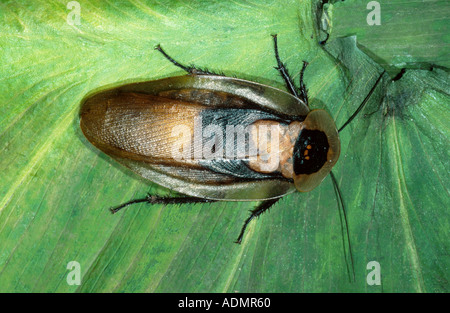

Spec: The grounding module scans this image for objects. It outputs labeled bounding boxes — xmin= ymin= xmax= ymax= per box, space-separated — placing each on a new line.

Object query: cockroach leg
xmin=234 ymin=198 xmax=280 ymax=244
xmin=299 ymin=61 xmax=309 ymax=107
xmin=155 ymin=44 xmax=192 ymax=73
xmin=155 ymin=44 xmax=219 ymax=76
xmin=110 ymin=193 xmax=217 ymax=214
xmin=271 ymin=34 xmax=300 ymax=100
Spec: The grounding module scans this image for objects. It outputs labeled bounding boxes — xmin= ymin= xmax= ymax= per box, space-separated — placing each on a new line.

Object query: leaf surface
xmin=0 ymin=0 xmax=448 ymax=292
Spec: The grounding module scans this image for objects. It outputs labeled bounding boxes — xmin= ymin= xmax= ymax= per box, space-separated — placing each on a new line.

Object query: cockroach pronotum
xmin=80 ymin=35 xmax=385 ymax=279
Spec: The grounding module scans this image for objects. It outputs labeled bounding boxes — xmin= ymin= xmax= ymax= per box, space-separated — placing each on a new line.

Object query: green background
xmin=0 ymin=0 xmax=448 ymax=292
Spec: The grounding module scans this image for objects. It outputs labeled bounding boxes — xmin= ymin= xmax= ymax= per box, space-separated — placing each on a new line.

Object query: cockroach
xmin=80 ymin=35 xmax=384 ymax=278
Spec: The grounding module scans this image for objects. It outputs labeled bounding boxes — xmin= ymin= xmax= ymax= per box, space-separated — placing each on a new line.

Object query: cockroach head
xmin=293 ymin=110 xmax=340 ymax=192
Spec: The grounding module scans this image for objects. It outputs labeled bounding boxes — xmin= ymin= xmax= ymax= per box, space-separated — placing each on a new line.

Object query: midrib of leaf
xmin=391 ymin=116 xmax=425 ymax=292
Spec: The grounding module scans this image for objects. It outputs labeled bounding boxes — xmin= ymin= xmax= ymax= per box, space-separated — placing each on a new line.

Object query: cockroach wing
xmin=118 ymin=75 xmax=310 ymax=116
xmin=80 ymin=75 xmax=308 ymax=200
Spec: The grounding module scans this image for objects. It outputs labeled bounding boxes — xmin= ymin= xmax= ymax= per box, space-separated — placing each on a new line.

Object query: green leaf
xmin=0 ymin=0 xmax=448 ymax=292
xmin=323 ymin=0 xmax=450 ymax=75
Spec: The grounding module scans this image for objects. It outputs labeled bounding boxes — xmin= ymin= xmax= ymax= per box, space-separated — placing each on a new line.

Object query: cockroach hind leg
xmin=109 ymin=196 xmax=149 ymax=214
xmin=110 ymin=194 xmax=217 ymax=214
xmin=155 ymin=44 xmax=221 ymax=76
xmin=155 ymin=44 xmax=193 ymax=74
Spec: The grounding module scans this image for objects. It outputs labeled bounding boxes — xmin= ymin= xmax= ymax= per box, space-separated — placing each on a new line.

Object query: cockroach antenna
xmin=339 ymin=71 xmax=386 ymax=133
xmin=331 ymin=70 xmax=385 ymax=281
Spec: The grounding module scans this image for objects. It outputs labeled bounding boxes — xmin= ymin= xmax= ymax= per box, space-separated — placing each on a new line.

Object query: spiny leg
xmin=271 ymin=35 xmax=310 ymax=106
xmin=155 ymin=44 xmax=218 ymax=75
xmin=271 ymin=34 xmax=299 ymax=99
xmin=299 ymin=61 xmax=309 ymax=106
xmin=234 ymin=198 xmax=281 ymax=244
xmin=110 ymin=193 xmax=217 ymax=214
xmin=112 ymin=193 xmax=281 ymax=245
